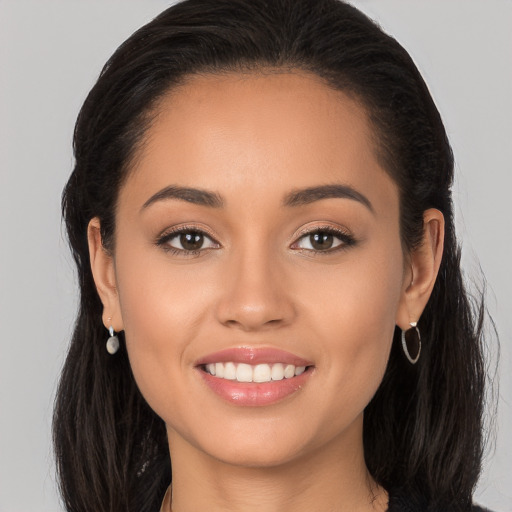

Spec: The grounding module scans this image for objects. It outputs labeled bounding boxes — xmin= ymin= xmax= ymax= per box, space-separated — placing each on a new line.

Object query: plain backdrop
xmin=0 ymin=1 xmax=510 ymax=510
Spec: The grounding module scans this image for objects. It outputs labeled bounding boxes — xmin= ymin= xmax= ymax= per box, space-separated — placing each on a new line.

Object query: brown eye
xmin=162 ymin=229 xmax=218 ymax=253
xmin=309 ymin=232 xmax=334 ymax=250
xmin=179 ymin=232 xmax=204 ymax=251
xmin=293 ymin=227 xmax=355 ymax=253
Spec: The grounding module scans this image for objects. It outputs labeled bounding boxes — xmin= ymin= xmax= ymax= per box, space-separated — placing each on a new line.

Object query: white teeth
xmin=253 ymin=364 xmax=271 ymax=383
xmin=236 ymin=363 xmax=253 ymax=382
xmin=215 ymin=362 xmax=224 ymax=378
xmin=205 ymin=362 xmax=308 ymax=383
xmin=284 ymin=364 xmax=295 ymax=379
xmin=271 ymin=363 xmax=284 ymax=381
xmin=224 ymin=362 xmax=237 ymax=380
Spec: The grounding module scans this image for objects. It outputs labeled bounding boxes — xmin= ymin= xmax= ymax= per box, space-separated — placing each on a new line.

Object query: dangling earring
xmin=401 ymin=321 xmax=421 ymax=364
xmin=106 ymin=325 xmax=120 ymax=355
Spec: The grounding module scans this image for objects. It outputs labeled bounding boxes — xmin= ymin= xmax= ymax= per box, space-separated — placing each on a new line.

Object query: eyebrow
xmin=141 ymin=185 xmax=224 ymax=210
xmin=141 ymin=183 xmax=373 ymax=213
xmin=283 ymin=184 xmax=374 ymax=213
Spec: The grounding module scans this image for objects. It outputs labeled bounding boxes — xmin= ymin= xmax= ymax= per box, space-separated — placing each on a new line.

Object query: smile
xmin=196 ymin=347 xmax=314 ymax=406
xmin=204 ymin=362 xmax=307 ymax=383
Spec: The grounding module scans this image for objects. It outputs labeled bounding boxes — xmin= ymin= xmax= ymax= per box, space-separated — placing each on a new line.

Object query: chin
xmin=203 ymin=416 xmax=341 ymax=470
xmin=210 ymin=442 xmax=310 ymax=469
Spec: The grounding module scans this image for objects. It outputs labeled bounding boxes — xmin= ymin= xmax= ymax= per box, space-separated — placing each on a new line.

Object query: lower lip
xmin=198 ymin=368 xmax=313 ymax=406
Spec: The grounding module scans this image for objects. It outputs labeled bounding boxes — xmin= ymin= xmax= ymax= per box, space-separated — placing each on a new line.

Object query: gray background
xmin=0 ymin=1 xmax=510 ymax=510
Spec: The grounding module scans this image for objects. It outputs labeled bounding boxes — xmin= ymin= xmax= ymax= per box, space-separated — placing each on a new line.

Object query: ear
xmin=87 ymin=217 xmax=123 ymax=331
xmin=396 ymin=208 xmax=445 ymax=329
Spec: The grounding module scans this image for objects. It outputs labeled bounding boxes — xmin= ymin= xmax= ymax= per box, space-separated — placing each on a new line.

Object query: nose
xmin=214 ymin=246 xmax=296 ymax=332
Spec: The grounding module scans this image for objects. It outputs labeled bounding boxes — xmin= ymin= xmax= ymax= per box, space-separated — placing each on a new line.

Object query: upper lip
xmin=195 ymin=346 xmax=313 ymax=367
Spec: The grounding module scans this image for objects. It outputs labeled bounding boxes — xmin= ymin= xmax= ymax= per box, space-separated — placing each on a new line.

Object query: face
xmin=105 ymin=72 xmax=409 ymax=468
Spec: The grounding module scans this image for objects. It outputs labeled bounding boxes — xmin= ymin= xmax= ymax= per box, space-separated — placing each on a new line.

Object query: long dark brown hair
xmin=54 ymin=1 xmax=490 ymax=510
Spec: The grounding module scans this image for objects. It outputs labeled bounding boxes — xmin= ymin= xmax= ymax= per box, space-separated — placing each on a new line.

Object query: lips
xmin=196 ymin=347 xmax=314 ymax=406
xmin=196 ymin=347 xmax=312 ymax=367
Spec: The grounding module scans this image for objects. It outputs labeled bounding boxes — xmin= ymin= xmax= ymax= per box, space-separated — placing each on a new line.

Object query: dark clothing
xmin=388 ymin=492 xmax=493 ymax=512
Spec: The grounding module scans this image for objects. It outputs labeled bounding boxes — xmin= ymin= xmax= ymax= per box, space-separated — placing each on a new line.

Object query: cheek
xmin=302 ymin=242 xmax=403 ymax=337
xmin=113 ymin=246 xmax=212 ymax=409
xmin=300 ymin=242 xmax=404 ymax=409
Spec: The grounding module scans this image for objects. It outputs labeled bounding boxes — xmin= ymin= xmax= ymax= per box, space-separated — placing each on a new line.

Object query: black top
xmin=388 ymin=492 xmax=493 ymax=512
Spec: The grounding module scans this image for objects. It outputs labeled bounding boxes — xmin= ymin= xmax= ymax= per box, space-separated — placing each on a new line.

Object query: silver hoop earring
xmin=401 ymin=322 xmax=421 ymax=364
xmin=106 ymin=326 xmax=120 ymax=355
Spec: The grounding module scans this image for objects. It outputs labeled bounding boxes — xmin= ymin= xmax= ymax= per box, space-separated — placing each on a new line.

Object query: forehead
xmin=145 ymin=70 xmax=374 ymax=163
xmin=122 ymin=70 xmax=396 ymax=214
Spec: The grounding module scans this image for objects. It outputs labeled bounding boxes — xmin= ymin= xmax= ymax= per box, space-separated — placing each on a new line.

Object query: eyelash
xmin=155 ymin=225 xmax=357 ymax=258
xmin=155 ymin=225 xmax=219 ymax=257
xmin=292 ymin=225 xmax=357 ymax=255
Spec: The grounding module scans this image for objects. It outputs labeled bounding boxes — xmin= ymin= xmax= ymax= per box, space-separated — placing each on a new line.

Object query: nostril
xmin=221 ymin=316 xmax=287 ymax=332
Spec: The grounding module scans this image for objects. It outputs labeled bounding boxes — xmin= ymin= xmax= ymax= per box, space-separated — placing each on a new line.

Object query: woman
xmin=53 ymin=0 xmax=492 ymax=510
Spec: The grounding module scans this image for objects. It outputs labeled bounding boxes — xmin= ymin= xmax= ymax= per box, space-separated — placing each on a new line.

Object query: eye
xmin=292 ymin=227 xmax=356 ymax=253
xmin=157 ymin=228 xmax=219 ymax=255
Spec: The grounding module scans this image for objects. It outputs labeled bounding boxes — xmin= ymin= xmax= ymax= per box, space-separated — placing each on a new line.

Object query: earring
xmin=401 ymin=321 xmax=421 ymax=364
xmin=106 ymin=325 xmax=120 ymax=355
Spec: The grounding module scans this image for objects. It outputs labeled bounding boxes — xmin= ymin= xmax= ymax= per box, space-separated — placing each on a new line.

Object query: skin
xmin=88 ymin=71 xmax=444 ymax=512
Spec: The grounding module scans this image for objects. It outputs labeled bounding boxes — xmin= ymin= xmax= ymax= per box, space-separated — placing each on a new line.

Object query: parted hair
xmin=54 ymin=1 xmax=489 ymax=510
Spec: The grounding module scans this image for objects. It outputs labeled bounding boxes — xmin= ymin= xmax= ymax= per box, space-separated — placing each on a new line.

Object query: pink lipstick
xmin=196 ymin=347 xmax=314 ymax=406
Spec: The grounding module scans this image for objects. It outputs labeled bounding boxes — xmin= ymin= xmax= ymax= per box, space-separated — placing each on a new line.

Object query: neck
xmin=166 ymin=416 xmax=388 ymax=512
